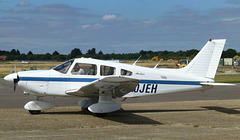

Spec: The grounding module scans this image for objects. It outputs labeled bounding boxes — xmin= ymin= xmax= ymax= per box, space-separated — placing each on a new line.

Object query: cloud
xmin=102 ymin=14 xmax=117 ymax=21
xmin=16 ymin=1 xmax=31 ymax=7
xmin=143 ymin=19 xmax=157 ymax=25
xmin=1 ymin=3 xmax=240 ymax=54
xmin=221 ymin=17 xmax=239 ymax=22
xmin=19 ymin=4 xmax=99 ymax=18
xmin=93 ymin=24 xmax=104 ymax=29
xmin=1 ymin=4 xmax=100 ymax=19
xmin=81 ymin=24 xmax=90 ymax=29
xmin=226 ymin=0 xmax=240 ymax=4
xmin=81 ymin=24 xmax=104 ymax=30
xmin=210 ymin=6 xmax=240 ymax=18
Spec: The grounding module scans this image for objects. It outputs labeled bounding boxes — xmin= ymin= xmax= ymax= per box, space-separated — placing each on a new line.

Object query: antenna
xmin=154 ymin=60 xmax=162 ymax=69
xmin=14 ymin=64 xmax=17 ymax=73
xmin=133 ymin=55 xmax=142 ymax=65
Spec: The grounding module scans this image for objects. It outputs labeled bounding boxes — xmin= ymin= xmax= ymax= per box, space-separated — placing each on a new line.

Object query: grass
xmin=0 ymin=61 xmax=61 ymax=78
xmin=214 ymin=74 xmax=240 ymax=83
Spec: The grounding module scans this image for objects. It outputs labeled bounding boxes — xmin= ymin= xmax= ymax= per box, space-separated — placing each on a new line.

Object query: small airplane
xmin=4 ymin=39 xmax=234 ymax=116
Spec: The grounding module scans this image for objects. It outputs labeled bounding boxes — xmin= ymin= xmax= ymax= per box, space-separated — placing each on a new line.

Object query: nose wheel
xmin=24 ymin=100 xmax=54 ymax=115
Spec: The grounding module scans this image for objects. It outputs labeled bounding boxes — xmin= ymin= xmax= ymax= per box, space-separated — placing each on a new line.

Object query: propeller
xmin=13 ymin=64 xmax=19 ymax=92
xmin=4 ymin=64 xmax=20 ymax=92
xmin=13 ymin=75 xmax=19 ymax=92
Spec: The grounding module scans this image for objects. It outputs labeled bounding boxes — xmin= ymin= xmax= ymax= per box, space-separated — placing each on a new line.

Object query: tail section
xmin=180 ymin=39 xmax=226 ymax=79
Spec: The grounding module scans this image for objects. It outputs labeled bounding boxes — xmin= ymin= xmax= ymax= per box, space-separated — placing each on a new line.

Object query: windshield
xmin=53 ymin=59 xmax=74 ymax=74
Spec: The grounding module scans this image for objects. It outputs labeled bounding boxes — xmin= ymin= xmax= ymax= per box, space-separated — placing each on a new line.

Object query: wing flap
xmin=66 ymin=76 xmax=139 ymax=98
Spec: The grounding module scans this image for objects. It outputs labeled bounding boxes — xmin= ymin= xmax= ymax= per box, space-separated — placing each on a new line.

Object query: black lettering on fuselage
xmin=145 ymin=84 xmax=151 ymax=93
xmin=139 ymin=84 xmax=145 ymax=93
xmin=134 ymin=84 xmax=139 ymax=92
xmin=134 ymin=84 xmax=158 ymax=94
xmin=151 ymin=84 xmax=158 ymax=93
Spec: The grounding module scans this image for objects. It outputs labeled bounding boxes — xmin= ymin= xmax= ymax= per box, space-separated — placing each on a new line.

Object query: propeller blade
xmin=14 ymin=81 xmax=17 ymax=92
xmin=13 ymin=75 xmax=19 ymax=92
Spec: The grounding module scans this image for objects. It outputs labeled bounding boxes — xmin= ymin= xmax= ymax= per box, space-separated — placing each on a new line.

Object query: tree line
xmin=0 ymin=47 xmax=239 ymax=61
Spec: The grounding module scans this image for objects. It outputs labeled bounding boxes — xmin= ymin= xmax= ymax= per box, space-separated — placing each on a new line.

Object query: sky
xmin=0 ymin=0 xmax=240 ymax=54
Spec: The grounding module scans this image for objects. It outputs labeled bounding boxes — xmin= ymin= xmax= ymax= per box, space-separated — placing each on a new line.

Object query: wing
xmin=66 ymin=76 xmax=139 ymax=98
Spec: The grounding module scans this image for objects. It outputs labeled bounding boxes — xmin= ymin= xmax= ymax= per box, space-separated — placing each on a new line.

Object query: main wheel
xmin=81 ymin=107 xmax=89 ymax=112
xmin=29 ymin=110 xmax=41 ymax=115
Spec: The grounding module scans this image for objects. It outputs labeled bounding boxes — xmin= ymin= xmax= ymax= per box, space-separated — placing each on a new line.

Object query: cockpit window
xmin=53 ymin=60 xmax=74 ymax=74
xmin=100 ymin=65 xmax=116 ymax=76
xmin=71 ymin=63 xmax=97 ymax=75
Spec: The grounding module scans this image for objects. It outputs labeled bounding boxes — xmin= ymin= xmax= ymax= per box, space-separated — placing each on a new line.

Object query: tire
xmin=81 ymin=107 xmax=89 ymax=112
xmin=29 ymin=110 xmax=41 ymax=115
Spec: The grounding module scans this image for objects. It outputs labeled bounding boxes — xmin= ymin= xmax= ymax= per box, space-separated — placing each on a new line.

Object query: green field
xmin=214 ymin=74 xmax=240 ymax=83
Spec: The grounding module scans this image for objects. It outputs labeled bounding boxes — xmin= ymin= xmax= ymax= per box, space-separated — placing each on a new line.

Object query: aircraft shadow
xmin=122 ymin=108 xmax=205 ymax=114
xmin=104 ymin=110 xmax=162 ymax=125
xmin=41 ymin=109 xmax=91 ymax=115
xmin=41 ymin=108 xmax=212 ymax=125
xmin=42 ymin=109 xmax=162 ymax=125
xmin=202 ymin=106 xmax=240 ymax=114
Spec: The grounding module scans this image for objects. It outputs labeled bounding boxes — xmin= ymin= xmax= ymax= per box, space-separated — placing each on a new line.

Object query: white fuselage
xmin=15 ymin=58 xmax=213 ymax=98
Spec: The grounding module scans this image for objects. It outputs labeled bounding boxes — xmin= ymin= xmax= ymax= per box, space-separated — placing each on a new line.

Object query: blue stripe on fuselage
xmin=19 ymin=77 xmax=98 ymax=82
xmin=19 ymin=77 xmax=200 ymax=85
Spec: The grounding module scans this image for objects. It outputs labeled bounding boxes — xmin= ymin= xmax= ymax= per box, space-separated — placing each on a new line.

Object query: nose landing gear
xmin=24 ymin=99 xmax=54 ymax=115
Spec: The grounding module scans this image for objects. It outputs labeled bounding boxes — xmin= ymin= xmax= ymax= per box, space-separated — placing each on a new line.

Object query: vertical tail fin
xmin=180 ymin=39 xmax=226 ymax=79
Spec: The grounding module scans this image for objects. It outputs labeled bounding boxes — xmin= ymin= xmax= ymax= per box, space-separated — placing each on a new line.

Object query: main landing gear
xmin=89 ymin=92 xmax=121 ymax=117
xmin=78 ymin=91 xmax=121 ymax=117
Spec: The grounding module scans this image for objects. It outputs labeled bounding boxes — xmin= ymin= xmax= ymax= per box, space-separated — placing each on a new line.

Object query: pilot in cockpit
xmin=72 ymin=63 xmax=85 ymax=75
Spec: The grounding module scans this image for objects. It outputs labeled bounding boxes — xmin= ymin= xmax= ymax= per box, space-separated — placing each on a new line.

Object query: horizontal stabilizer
xmin=200 ymin=83 xmax=236 ymax=86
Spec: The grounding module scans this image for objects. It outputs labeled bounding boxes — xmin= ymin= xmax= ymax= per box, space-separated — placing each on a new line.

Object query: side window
xmin=121 ymin=69 xmax=132 ymax=76
xmin=100 ymin=65 xmax=116 ymax=76
xmin=71 ymin=63 xmax=97 ymax=75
